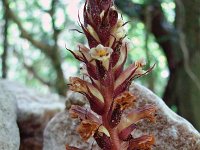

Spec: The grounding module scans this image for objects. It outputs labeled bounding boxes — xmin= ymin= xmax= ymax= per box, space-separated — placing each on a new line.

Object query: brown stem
xmin=109 ymin=128 xmax=121 ymax=150
xmin=101 ymin=84 xmax=121 ymax=150
xmin=102 ymin=114 xmax=121 ymax=150
xmin=101 ymin=73 xmax=121 ymax=150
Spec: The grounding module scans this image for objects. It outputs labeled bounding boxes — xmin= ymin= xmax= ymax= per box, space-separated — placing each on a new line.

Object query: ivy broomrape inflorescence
xmin=66 ymin=0 xmax=156 ymax=149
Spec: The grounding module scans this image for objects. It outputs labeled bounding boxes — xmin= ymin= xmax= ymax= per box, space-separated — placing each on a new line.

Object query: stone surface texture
xmin=65 ymin=91 xmax=86 ymax=109
xmin=43 ymin=83 xmax=200 ymax=150
xmin=1 ymin=80 xmax=66 ymax=150
xmin=0 ymin=80 xmax=20 ymax=150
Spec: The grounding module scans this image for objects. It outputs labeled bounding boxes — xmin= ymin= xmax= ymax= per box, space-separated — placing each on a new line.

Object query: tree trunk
xmin=164 ymin=0 xmax=200 ymax=130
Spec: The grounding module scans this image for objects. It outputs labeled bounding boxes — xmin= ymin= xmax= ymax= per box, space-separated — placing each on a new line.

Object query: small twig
xmin=2 ymin=5 xmax=9 ymax=78
xmin=144 ymin=6 xmax=155 ymax=91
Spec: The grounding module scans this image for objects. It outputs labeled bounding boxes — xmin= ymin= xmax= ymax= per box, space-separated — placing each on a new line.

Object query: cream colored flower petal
xmin=90 ymin=44 xmax=113 ymax=61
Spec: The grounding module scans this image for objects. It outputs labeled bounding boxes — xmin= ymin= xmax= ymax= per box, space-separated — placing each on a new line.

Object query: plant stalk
xmin=102 ymin=114 xmax=121 ymax=150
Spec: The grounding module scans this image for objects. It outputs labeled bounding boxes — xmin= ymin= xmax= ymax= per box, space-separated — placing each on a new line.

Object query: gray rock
xmin=15 ymin=82 xmax=65 ymax=150
xmin=43 ymin=83 xmax=200 ymax=150
xmin=66 ymin=91 xmax=86 ymax=109
xmin=0 ymin=80 xmax=20 ymax=150
xmin=1 ymin=80 xmax=66 ymax=150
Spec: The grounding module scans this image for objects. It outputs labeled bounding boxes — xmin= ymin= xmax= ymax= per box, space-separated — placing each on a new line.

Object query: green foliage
xmin=0 ymin=0 xmax=4 ymax=78
xmin=0 ymin=0 xmax=175 ymax=97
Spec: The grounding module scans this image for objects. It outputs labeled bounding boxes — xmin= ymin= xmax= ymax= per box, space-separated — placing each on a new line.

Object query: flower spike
xmin=66 ymin=0 xmax=156 ymax=149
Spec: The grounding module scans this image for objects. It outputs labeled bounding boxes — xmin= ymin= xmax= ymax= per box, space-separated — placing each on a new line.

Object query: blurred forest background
xmin=0 ymin=0 xmax=199 ymax=130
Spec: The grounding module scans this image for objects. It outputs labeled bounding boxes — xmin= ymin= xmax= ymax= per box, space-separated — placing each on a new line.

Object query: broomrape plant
xmin=66 ymin=0 xmax=156 ymax=149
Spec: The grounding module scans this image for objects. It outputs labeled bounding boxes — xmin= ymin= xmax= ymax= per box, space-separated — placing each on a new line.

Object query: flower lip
xmin=114 ymin=91 xmax=136 ymax=111
xmin=77 ymin=119 xmax=99 ymax=141
xmin=68 ymin=77 xmax=87 ymax=93
xmin=90 ymin=44 xmax=113 ymax=61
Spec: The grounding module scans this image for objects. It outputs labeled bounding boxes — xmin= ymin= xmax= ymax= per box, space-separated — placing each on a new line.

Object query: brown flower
xmin=128 ymin=135 xmax=155 ymax=150
xmin=109 ymin=91 xmax=136 ymax=128
xmin=68 ymin=77 xmax=105 ymax=115
xmin=68 ymin=77 xmax=87 ymax=93
xmin=77 ymin=120 xmax=99 ymax=141
xmin=114 ymin=91 xmax=136 ymax=110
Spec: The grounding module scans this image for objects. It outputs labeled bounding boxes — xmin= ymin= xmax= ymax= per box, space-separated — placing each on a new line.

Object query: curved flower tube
xmin=118 ymin=105 xmax=157 ymax=134
xmin=128 ymin=135 xmax=155 ymax=150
